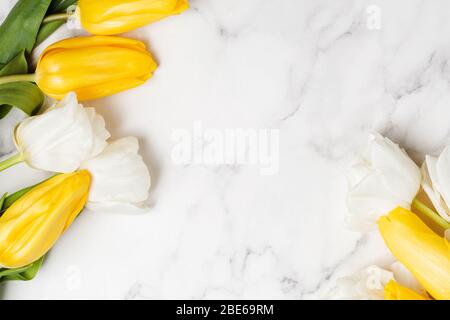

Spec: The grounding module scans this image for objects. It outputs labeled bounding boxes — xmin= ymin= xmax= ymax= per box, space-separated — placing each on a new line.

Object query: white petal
xmin=390 ymin=261 xmax=426 ymax=296
xmin=84 ymin=107 xmax=109 ymax=158
xmin=346 ymin=133 xmax=421 ymax=231
xmin=434 ymin=147 xmax=450 ymax=221
xmin=14 ymin=92 xmax=109 ymax=173
xmin=347 ymin=170 xmax=407 ymax=231
xmin=370 ymin=135 xmax=421 ymax=202
xmin=325 ymin=266 xmax=394 ymax=300
xmin=421 ymin=157 xmax=450 ymax=222
xmin=80 ymin=137 xmax=151 ymax=213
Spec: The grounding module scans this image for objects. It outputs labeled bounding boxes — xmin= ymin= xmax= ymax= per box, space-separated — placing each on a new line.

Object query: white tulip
xmin=347 ymin=133 xmax=421 ymax=231
xmin=12 ymin=92 xmax=109 ymax=173
xmin=325 ymin=263 xmax=425 ymax=300
xmin=80 ymin=137 xmax=151 ymax=213
xmin=421 ymin=148 xmax=450 ymax=223
xmin=326 ymin=265 xmax=393 ymax=300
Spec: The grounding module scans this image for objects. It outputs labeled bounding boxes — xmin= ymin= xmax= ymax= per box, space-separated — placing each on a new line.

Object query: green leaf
xmin=1 ymin=174 xmax=56 ymax=211
xmin=36 ymin=0 xmax=79 ymax=46
xmin=0 ymin=51 xmax=38 ymax=118
xmin=0 ymin=0 xmax=53 ymax=67
xmin=0 ymin=193 xmax=7 ymax=211
xmin=17 ymin=256 xmax=44 ymax=280
xmin=35 ymin=20 xmax=66 ymax=47
xmin=0 ymin=82 xmax=44 ymax=119
xmin=0 ymin=50 xmax=28 ymax=76
xmin=1 ymin=186 xmax=34 ymax=211
xmin=0 ymin=256 xmax=44 ymax=282
xmin=49 ymin=0 xmax=78 ymax=14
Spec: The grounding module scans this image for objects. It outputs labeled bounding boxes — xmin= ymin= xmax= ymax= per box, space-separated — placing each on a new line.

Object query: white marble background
xmin=1 ymin=0 xmax=450 ymax=299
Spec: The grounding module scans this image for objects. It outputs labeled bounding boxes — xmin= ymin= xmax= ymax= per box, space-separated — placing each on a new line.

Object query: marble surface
xmin=1 ymin=0 xmax=450 ymax=299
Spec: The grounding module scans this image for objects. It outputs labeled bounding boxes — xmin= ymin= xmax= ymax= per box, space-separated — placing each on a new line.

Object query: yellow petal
xmin=378 ymin=207 xmax=450 ymax=300
xmin=36 ymin=36 xmax=157 ymax=101
xmin=384 ymin=280 xmax=430 ymax=300
xmin=0 ymin=171 xmax=90 ymax=268
xmin=79 ymin=0 xmax=189 ymax=35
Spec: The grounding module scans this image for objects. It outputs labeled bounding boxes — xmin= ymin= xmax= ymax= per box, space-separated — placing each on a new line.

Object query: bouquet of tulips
xmin=329 ymin=133 xmax=450 ymax=300
xmin=0 ymin=0 xmax=188 ymax=284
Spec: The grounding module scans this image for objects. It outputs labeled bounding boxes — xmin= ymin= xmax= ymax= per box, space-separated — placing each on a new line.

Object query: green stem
xmin=43 ymin=13 xmax=70 ymax=24
xmin=412 ymin=198 xmax=450 ymax=230
xmin=0 ymin=74 xmax=36 ymax=85
xmin=0 ymin=153 xmax=24 ymax=172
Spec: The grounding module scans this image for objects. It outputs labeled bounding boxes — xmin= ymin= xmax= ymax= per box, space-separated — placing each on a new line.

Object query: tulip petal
xmin=0 ymin=171 xmax=90 ymax=268
xmin=421 ymin=156 xmax=450 ymax=222
xmin=369 ymin=134 xmax=421 ymax=201
xmin=84 ymin=107 xmax=110 ymax=157
xmin=384 ymin=280 xmax=430 ymax=300
xmin=36 ymin=36 xmax=157 ymax=101
xmin=327 ymin=262 xmax=428 ymax=300
xmin=378 ymin=207 xmax=450 ymax=300
xmin=14 ymin=92 xmax=109 ymax=173
xmin=79 ymin=0 xmax=189 ymax=35
xmin=390 ymin=261 xmax=427 ymax=296
xmin=80 ymin=137 xmax=151 ymax=213
xmin=347 ymin=133 xmax=421 ymax=231
xmin=325 ymin=265 xmax=394 ymax=300
xmin=435 ymin=147 xmax=450 ymax=220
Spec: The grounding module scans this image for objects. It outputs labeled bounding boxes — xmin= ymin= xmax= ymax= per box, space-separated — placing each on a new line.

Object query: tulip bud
xmin=78 ymin=0 xmax=189 ymax=35
xmin=378 ymin=207 xmax=450 ymax=300
xmin=36 ymin=36 xmax=157 ymax=100
xmin=0 ymin=171 xmax=91 ymax=269
xmin=346 ymin=133 xmax=421 ymax=231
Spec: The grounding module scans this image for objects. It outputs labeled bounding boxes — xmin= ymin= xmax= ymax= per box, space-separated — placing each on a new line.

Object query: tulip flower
xmin=80 ymin=137 xmax=151 ymax=213
xmin=325 ymin=262 xmax=425 ymax=300
xmin=421 ymin=148 xmax=450 ymax=223
xmin=0 ymin=92 xmax=109 ymax=173
xmin=325 ymin=265 xmax=394 ymax=300
xmin=42 ymin=0 xmax=189 ymax=36
xmin=77 ymin=0 xmax=189 ymax=35
xmin=0 ymin=36 xmax=157 ymax=101
xmin=0 ymin=171 xmax=91 ymax=269
xmin=384 ymin=280 xmax=429 ymax=300
xmin=378 ymin=207 xmax=450 ymax=300
xmin=347 ymin=133 xmax=421 ymax=231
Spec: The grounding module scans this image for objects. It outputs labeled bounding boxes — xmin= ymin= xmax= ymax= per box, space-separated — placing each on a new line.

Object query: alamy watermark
xmin=171 ymin=121 xmax=280 ymax=175
xmin=65 ymin=265 xmax=82 ymax=291
xmin=366 ymin=4 xmax=382 ymax=30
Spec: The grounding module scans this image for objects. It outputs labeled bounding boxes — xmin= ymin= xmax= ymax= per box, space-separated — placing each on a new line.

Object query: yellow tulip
xmin=384 ymin=280 xmax=430 ymax=300
xmin=0 ymin=171 xmax=90 ymax=269
xmin=35 ymin=36 xmax=157 ymax=100
xmin=78 ymin=0 xmax=189 ymax=35
xmin=378 ymin=207 xmax=450 ymax=300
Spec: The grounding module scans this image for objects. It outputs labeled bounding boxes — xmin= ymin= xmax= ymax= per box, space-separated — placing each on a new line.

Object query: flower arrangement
xmin=331 ymin=133 xmax=450 ymax=300
xmin=0 ymin=0 xmax=187 ymax=284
